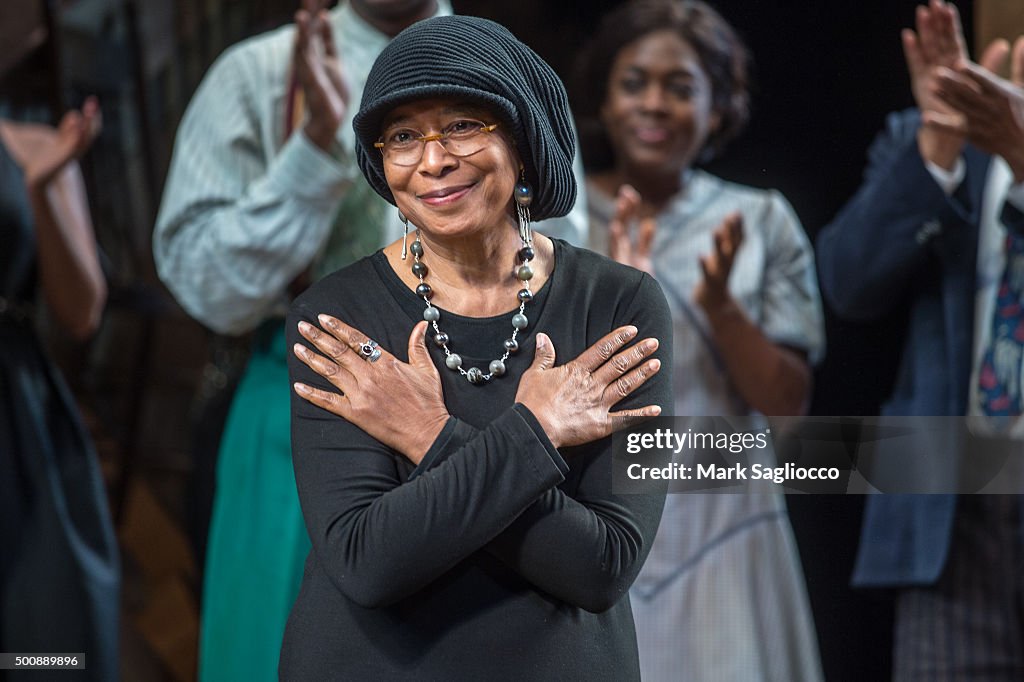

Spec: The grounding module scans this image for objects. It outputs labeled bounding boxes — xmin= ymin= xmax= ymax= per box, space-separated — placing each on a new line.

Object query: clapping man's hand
xmin=903 ymin=0 xmax=971 ymax=168
xmin=295 ymin=0 xmax=350 ymax=151
xmin=928 ymin=37 xmax=1024 ymax=183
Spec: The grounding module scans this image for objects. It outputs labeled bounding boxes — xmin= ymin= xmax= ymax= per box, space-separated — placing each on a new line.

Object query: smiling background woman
xmin=281 ymin=15 xmax=673 ymax=681
xmin=575 ymin=1 xmax=825 ymax=680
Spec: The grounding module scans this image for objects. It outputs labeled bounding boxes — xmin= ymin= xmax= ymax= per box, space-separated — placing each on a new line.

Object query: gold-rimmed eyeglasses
xmin=374 ymin=120 xmax=500 ymax=166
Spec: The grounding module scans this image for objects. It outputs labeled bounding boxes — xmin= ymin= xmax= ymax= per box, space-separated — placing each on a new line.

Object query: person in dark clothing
xmin=0 ymin=99 xmax=119 ymax=680
xmin=281 ymin=15 xmax=673 ymax=680
xmin=816 ymin=1 xmax=1024 ymax=678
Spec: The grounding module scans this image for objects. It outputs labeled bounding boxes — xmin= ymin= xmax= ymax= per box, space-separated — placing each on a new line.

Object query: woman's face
xmin=600 ymin=29 xmax=719 ymax=180
xmin=381 ymin=98 xmax=519 ymax=240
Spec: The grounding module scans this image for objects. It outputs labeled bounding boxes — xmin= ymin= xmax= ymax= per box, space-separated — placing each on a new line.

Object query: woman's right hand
xmin=694 ymin=211 xmax=743 ymax=312
xmin=514 ymin=326 xmax=662 ymax=449
xmin=608 ymin=184 xmax=656 ymax=276
xmin=293 ymin=316 xmax=450 ymax=464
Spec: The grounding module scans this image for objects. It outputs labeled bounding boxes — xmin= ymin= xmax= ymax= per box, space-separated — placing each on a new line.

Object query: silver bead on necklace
xmin=411 ymin=231 xmax=536 ymax=384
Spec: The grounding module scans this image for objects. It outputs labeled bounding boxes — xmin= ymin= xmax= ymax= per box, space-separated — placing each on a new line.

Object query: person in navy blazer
xmin=816 ymin=1 xmax=1024 ymax=678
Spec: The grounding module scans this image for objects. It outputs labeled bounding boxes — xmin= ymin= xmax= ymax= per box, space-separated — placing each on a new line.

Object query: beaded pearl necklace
xmin=411 ymin=233 xmax=536 ymax=384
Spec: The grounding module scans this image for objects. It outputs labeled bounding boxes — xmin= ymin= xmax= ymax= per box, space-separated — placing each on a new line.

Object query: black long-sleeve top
xmin=281 ymin=239 xmax=673 ymax=681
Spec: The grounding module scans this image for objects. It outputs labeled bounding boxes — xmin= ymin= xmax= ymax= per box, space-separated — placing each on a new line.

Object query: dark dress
xmin=281 ymin=240 xmax=673 ymax=681
xmin=0 ymin=139 xmax=119 ymax=680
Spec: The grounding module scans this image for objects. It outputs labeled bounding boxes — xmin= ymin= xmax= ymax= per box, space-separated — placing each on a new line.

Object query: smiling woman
xmin=378 ymin=101 xmax=520 ymax=246
xmin=598 ymin=29 xmax=719 ymax=190
xmin=280 ymin=15 xmax=674 ymax=681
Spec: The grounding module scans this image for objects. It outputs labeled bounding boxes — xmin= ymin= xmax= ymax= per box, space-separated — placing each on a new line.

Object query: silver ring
xmin=359 ymin=340 xmax=381 ymax=363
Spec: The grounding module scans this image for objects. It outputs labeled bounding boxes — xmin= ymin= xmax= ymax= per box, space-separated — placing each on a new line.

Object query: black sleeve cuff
xmin=407 ymin=416 xmax=459 ymax=481
xmin=512 ymin=403 xmax=569 ymax=476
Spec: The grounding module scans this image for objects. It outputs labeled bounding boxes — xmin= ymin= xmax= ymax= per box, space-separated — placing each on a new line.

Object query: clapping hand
xmin=928 ymin=37 xmax=1024 ymax=182
xmin=902 ymin=0 xmax=971 ymax=167
xmin=294 ymin=0 xmax=349 ymax=150
xmin=903 ymin=1 xmax=969 ymax=122
xmin=905 ymin=0 xmax=1013 ymax=168
xmin=694 ymin=212 xmax=743 ymax=312
xmin=24 ymin=96 xmax=101 ymax=190
xmin=608 ymin=184 xmax=657 ymax=276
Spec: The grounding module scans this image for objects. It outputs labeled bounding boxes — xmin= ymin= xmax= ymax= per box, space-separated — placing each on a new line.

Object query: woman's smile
xmin=631 ymin=125 xmax=672 ymax=145
xmin=417 ymin=182 xmax=477 ymax=206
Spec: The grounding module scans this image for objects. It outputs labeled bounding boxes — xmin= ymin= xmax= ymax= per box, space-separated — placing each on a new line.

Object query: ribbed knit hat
xmin=353 ymin=15 xmax=577 ymax=221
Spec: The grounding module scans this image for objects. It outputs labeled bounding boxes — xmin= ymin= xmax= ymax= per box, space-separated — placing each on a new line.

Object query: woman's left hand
xmin=694 ymin=211 xmax=743 ymax=312
xmin=515 ymin=326 xmax=662 ymax=450
xmin=293 ymin=315 xmax=450 ymax=464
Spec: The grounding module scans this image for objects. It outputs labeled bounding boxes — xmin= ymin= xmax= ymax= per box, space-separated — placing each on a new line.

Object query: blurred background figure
xmin=574 ymin=1 xmax=825 ymax=680
xmin=0 ymin=97 xmax=119 ymax=680
xmin=816 ymin=0 xmax=1024 ymax=678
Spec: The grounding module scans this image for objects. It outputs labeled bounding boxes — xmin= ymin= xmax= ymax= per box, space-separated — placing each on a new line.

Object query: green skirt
xmin=198 ymin=324 xmax=310 ymax=681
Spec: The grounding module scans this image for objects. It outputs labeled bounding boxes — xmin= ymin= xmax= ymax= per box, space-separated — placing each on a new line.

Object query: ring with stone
xmin=359 ymin=339 xmax=381 ymax=362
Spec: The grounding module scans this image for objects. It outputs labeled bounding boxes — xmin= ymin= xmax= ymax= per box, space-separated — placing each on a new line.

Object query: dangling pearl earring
xmin=514 ymin=168 xmax=533 ymax=247
xmin=399 ymin=210 xmax=410 ymax=260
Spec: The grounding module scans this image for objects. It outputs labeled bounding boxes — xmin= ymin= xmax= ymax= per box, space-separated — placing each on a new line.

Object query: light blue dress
xmin=588 ymin=170 xmax=825 ymax=682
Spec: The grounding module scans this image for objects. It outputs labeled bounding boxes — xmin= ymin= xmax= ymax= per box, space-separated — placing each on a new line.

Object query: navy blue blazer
xmin=816 ymin=109 xmax=994 ymax=587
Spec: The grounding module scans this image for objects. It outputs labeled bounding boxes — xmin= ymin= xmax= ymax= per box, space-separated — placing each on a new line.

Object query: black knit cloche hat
xmin=352 ymin=15 xmax=577 ymax=221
